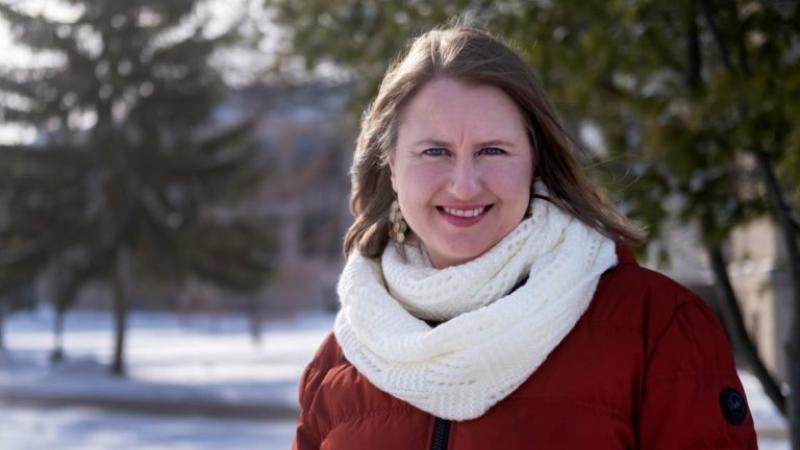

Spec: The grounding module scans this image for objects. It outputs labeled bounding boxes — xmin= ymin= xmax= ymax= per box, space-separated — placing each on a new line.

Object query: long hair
xmin=344 ymin=26 xmax=644 ymax=258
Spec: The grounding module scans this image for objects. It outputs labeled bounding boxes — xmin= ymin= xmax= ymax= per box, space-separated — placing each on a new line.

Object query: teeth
xmin=443 ymin=206 xmax=486 ymax=218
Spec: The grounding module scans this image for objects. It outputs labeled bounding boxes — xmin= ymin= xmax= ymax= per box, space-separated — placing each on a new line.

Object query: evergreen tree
xmin=267 ymin=0 xmax=800 ymax=445
xmin=0 ymin=0 xmax=275 ymax=375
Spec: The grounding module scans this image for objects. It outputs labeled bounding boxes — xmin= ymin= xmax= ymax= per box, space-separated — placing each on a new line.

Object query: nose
xmin=448 ymin=156 xmax=482 ymax=200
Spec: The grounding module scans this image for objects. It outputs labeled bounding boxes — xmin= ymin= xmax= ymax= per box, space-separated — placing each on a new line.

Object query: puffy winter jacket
xmin=292 ymin=245 xmax=758 ymax=449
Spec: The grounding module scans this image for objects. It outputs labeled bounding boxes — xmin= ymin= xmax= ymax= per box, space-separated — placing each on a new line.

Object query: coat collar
xmin=615 ymin=243 xmax=638 ymax=266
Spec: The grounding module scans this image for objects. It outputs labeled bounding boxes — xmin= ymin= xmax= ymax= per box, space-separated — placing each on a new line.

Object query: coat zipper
xmin=429 ymin=417 xmax=451 ymax=450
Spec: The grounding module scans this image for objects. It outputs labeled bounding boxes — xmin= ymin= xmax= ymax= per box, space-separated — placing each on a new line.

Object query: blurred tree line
xmin=0 ymin=0 xmax=275 ymax=375
xmin=265 ymin=0 xmax=800 ymax=446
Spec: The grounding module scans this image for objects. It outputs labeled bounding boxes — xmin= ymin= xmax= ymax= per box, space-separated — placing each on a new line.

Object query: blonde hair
xmin=344 ymin=26 xmax=643 ymax=258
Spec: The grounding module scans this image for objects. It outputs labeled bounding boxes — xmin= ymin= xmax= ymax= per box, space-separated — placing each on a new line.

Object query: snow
xmin=739 ymin=371 xmax=789 ymax=433
xmin=0 ymin=405 xmax=296 ymax=450
xmin=1 ymin=307 xmax=330 ymax=408
xmin=1 ymin=307 xmax=333 ymax=450
xmin=0 ymin=307 xmax=791 ymax=449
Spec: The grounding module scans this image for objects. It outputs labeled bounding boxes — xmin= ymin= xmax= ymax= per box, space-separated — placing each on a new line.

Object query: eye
xmin=479 ymin=147 xmax=507 ymax=156
xmin=422 ymin=147 xmax=448 ymax=157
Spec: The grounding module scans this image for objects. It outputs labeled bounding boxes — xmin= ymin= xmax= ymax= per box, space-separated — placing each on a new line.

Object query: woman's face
xmin=391 ymin=77 xmax=534 ymax=268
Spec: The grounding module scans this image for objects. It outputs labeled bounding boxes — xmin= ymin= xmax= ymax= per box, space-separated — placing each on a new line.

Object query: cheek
xmin=395 ymin=164 xmax=446 ymax=205
xmin=492 ymin=174 xmax=532 ymax=226
xmin=489 ymin=163 xmax=533 ymax=203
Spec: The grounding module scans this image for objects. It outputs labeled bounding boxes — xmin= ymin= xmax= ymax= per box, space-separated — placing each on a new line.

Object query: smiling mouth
xmin=441 ymin=206 xmax=487 ymax=217
xmin=436 ymin=205 xmax=493 ymax=225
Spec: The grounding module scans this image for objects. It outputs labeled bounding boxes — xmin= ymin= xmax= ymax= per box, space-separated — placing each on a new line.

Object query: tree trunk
xmin=110 ymin=250 xmax=128 ymax=377
xmin=706 ymin=243 xmax=787 ymax=415
xmin=700 ymin=5 xmax=798 ymax=442
xmin=248 ymin=295 xmax=263 ymax=347
xmin=753 ymin=149 xmax=800 ymax=449
xmin=49 ymin=306 xmax=65 ymax=363
xmin=695 ymin=2 xmax=794 ymax=430
xmin=685 ymin=0 xmax=702 ymax=92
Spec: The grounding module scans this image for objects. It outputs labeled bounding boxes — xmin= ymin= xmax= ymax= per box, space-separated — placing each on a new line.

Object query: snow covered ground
xmin=0 ymin=405 xmax=296 ymax=450
xmin=0 ymin=307 xmax=331 ymax=450
xmin=0 ymin=307 xmax=331 ymax=411
xmin=0 ymin=307 xmax=790 ymax=449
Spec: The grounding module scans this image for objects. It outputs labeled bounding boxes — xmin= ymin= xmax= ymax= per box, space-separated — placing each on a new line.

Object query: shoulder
xmin=309 ymin=331 xmax=345 ymax=370
xmin=593 ymin=252 xmax=703 ymax=318
xmin=591 ymin=246 xmax=730 ymax=364
xmin=600 ymin=244 xmax=700 ymax=308
xmin=293 ymin=332 xmax=351 ymax=448
xmin=598 ymin=256 xmax=701 ymax=312
xmin=298 ymin=332 xmax=346 ymax=410
xmin=601 ymin=253 xmax=759 ymax=446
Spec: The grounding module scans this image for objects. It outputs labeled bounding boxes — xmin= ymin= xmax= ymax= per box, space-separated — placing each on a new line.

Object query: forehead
xmin=397 ymin=77 xmax=528 ymax=140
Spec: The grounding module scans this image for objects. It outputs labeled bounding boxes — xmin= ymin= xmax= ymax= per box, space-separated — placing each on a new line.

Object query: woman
xmin=292 ymin=26 xmax=758 ymax=449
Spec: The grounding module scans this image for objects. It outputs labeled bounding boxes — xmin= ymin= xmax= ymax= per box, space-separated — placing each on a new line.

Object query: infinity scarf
xmin=333 ymin=187 xmax=617 ymax=420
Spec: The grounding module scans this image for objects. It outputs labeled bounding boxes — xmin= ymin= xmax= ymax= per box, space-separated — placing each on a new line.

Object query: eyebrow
xmin=411 ymin=138 xmax=517 ymax=148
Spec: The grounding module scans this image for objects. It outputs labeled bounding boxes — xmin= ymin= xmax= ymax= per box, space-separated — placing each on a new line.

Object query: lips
xmin=437 ymin=204 xmax=493 ymax=227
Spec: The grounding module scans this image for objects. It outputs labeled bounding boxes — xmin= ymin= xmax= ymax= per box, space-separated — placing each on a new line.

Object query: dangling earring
xmin=389 ymin=199 xmax=407 ymax=243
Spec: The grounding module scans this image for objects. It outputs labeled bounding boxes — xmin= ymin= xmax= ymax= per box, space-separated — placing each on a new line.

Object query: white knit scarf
xmin=333 ymin=186 xmax=618 ymax=421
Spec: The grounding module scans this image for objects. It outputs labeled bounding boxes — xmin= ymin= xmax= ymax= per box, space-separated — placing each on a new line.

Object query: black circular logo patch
xmin=719 ymin=387 xmax=748 ymax=425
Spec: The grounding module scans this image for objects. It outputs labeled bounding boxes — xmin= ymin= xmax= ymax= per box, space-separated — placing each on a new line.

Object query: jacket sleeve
xmin=637 ymin=296 xmax=759 ymax=449
xmin=292 ymin=332 xmax=337 ymax=450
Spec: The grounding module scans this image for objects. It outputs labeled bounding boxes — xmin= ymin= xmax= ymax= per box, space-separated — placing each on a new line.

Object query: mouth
xmin=436 ymin=204 xmax=493 ymax=227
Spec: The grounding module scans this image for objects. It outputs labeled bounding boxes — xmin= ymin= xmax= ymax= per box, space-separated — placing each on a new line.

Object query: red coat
xmin=292 ymin=246 xmax=758 ymax=449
